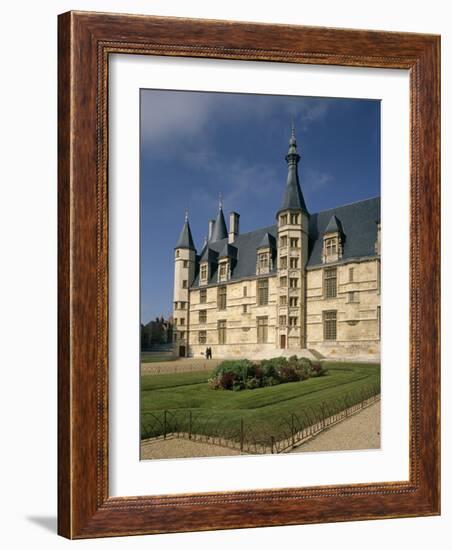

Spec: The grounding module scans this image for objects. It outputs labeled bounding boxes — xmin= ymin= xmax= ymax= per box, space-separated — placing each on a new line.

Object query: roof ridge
xmin=313 ymin=195 xmax=379 ymax=216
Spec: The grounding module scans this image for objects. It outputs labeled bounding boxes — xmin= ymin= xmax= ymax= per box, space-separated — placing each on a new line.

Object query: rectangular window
xmin=200 ymin=289 xmax=207 ymax=304
xmin=289 ymin=297 xmax=298 ymax=307
xmin=180 ymin=302 xmax=186 ymax=310
xmin=219 ymin=263 xmax=228 ymax=280
xmin=218 ymin=285 xmax=227 ymax=310
xmin=179 ymin=318 xmax=185 ymax=326
xmin=179 ymin=331 xmax=185 ymax=340
xmin=290 ymin=238 xmax=299 ymax=248
xmin=280 ymin=256 xmax=287 ymax=269
xmin=324 ymin=267 xmax=337 ymax=298
xmin=257 ymin=316 xmax=268 ymax=343
xmin=258 ymin=252 xmax=269 ymax=270
xmin=183 ymin=260 xmax=188 ymax=268
xmin=280 ymin=295 xmax=287 ymax=306
xmin=290 ymin=213 xmax=299 ymax=224
xmin=199 ymin=309 xmax=207 ymax=323
xmin=174 ymin=302 xmax=178 ymax=310
xmin=289 ymin=316 xmax=298 ymax=326
xmin=348 ymin=291 xmax=359 ymax=303
xmin=182 ymin=280 xmax=188 ymax=288
xmin=280 ymin=276 xmax=287 ymax=288
xmin=243 ymin=285 xmax=247 ymax=297
xmin=349 ymin=267 xmax=354 ymax=282
xmin=200 ymin=264 xmax=208 ymax=281
xmin=218 ymin=320 xmax=226 ymax=344
xmin=243 ymin=304 xmax=248 ymax=314
xmin=279 ymin=315 xmax=286 ymax=326
xmin=198 ymin=331 xmax=207 ymax=344
xmin=325 ymin=237 xmax=337 ymax=256
xmin=257 ymin=278 xmax=269 ymax=305
xmin=323 ymin=310 xmax=337 ymax=340
xmin=289 ymin=277 xmax=298 ymax=288
xmin=280 ymin=214 xmax=288 ymax=226
xmin=290 ymin=257 xmax=299 ymax=269
xmin=280 ymin=235 xmax=288 ymax=247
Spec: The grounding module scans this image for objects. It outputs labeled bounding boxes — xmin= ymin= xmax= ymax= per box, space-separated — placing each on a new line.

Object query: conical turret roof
xmin=210 ymin=206 xmax=228 ymax=242
xmin=175 ymin=213 xmax=196 ymax=250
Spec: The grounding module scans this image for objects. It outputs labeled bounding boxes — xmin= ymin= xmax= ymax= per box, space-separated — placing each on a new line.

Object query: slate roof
xmin=307 ymin=197 xmax=380 ymax=267
xmin=174 ymin=220 xmax=195 ymax=250
xmin=190 ymin=197 xmax=380 ymax=287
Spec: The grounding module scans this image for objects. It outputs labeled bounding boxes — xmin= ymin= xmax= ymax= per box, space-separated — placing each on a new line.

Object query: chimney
xmin=208 ymin=219 xmax=215 ymax=241
xmin=228 ymin=212 xmax=240 ymax=243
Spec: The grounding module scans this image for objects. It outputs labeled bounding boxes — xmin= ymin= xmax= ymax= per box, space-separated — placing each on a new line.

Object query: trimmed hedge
xmin=208 ymin=356 xmax=327 ymax=391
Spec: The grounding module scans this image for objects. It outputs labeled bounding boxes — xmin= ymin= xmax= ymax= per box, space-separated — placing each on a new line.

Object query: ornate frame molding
xmin=58 ymin=11 xmax=440 ymax=538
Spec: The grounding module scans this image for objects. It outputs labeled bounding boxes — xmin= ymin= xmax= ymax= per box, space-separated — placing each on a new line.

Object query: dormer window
xmin=217 ymin=259 xmax=230 ymax=283
xmin=325 ymin=237 xmax=338 ymax=256
xmin=200 ymin=263 xmax=208 ymax=284
xmin=258 ymin=252 xmax=268 ymax=269
xmin=322 ymin=215 xmax=344 ymax=264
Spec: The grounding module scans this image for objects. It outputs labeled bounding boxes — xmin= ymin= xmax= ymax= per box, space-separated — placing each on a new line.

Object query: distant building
xmin=171 ymin=126 xmax=380 ymax=359
xmin=141 ymin=317 xmax=173 ymax=350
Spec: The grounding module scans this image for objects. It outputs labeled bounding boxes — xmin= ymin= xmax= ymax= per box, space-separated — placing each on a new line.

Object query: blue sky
xmin=140 ymin=89 xmax=380 ymax=324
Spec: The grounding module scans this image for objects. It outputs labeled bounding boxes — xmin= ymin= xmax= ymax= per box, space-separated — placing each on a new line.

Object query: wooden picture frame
xmin=58 ymin=11 xmax=440 ymax=539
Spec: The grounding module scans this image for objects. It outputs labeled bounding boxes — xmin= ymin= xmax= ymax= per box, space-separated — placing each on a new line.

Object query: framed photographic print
xmin=58 ymin=11 xmax=440 ymax=538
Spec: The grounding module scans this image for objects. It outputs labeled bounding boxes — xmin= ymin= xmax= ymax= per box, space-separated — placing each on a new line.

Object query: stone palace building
xmin=172 ymin=127 xmax=380 ymax=359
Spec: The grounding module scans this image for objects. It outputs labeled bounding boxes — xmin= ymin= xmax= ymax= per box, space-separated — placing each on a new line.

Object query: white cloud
xmin=140 ymin=90 xmax=332 ymax=150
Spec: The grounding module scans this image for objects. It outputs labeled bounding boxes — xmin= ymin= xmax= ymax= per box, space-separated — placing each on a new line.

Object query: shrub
xmin=209 ymin=355 xmax=328 ymax=391
xmin=246 ymin=377 xmax=261 ymax=390
xmin=311 ymin=360 xmax=328 ymax=377
xmin=278 ymin=365 xmax=299 ymax=383
xmin=263 ymin=376 xmax=280 ymax=387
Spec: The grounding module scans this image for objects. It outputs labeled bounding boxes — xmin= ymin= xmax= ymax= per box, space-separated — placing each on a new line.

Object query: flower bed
xmin=208 ymin=356 xmax=327 ymax=391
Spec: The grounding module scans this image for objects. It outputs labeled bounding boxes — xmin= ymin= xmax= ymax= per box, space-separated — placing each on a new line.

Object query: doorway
xmin=280 ymin=334 xmax=286 ymax=349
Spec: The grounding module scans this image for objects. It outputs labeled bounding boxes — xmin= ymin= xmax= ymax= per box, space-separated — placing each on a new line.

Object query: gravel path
xmin=141 ymin=437 xmax=240 ymax=459
xmin=290 ymin=401 xmax=380 ymax=453
xmin=141 ymin=358 xmax=222 ymax=375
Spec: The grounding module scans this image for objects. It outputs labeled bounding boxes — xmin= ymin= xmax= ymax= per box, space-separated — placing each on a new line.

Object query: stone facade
xmin=171 ymin=128 xmax=380 ymax=360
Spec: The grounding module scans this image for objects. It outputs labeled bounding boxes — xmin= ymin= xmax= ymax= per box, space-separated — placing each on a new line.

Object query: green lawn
xmin=140 ymin=361 xmax=380 ymax=445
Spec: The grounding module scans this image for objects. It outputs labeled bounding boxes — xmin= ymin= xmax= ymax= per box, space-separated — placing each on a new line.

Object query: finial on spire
xmin=289 ymin=117 xmax=297 ymax=146
xmin=219 ymin=192 xmax=223 ymax=210
xmin=185 ymin=208 xmax=189 ymax=222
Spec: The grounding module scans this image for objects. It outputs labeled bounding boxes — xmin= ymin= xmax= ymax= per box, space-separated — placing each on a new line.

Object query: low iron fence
xmin=141 ymin=383 xmax=380 ymax=454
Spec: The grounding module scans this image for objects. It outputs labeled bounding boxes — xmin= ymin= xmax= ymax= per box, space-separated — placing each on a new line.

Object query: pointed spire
xmin=276 ymin=122 xmax=308 ymax=217
xmin=175 ymin=211 xmax=196 ymax=250
xmin=210 ymin=199 xmax=228 ymax=242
